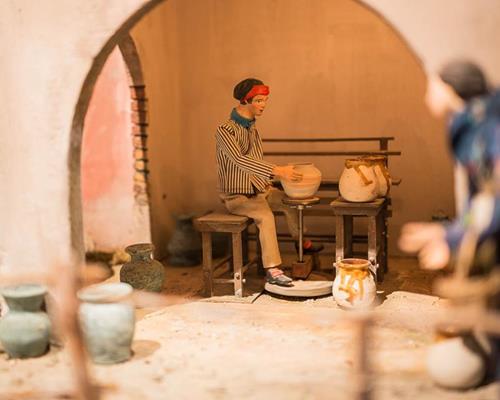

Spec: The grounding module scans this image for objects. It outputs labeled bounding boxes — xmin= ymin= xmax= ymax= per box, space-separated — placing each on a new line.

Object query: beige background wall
xmin=1 ymin=0 xmax=500 ymax=270
xmin=131 ymin=0 xmax=453 ymax=257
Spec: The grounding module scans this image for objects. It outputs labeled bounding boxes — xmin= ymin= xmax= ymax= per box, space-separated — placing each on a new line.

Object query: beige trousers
xmin=220 ymin=188 xmax=299 ymax=269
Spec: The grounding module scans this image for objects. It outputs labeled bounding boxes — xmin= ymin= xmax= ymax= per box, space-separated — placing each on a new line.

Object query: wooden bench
xmin=194 ymin=213 xmax=255 ymax=298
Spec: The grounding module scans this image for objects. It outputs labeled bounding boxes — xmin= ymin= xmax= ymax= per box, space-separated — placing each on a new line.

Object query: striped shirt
xmin=216 ymin=110 xmax=275 ymax=194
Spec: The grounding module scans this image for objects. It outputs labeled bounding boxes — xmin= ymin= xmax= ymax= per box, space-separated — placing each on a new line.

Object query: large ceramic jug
xmin=78 ymin=282 xmax=135 ymax=364
xmin=281 ymin=162 xmax=322 ymax=199
xmin=426 ymin=328 xmax=489 ymax=390
xmin=332 ymin=258 xmax=376 ymax=309
xmin=120 ymin=243 xmax=165 ymax=292
xmin=360 ymin=155 xmax=391 ymax=197
xmin=0 ymin=284 xmax=51 ymax=358
xmin=339 ymin=159 xmax=379 ymax=202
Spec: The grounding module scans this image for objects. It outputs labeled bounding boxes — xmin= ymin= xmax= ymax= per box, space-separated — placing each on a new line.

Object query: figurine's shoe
xmin=266 ymin=269 xmax=293 ymax=287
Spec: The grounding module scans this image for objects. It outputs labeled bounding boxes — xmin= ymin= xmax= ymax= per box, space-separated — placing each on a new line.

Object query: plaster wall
xmin=1 ymin=0 xmax=500 ymax=270
xmin=82 ymin=47 xmax=150 ymax=252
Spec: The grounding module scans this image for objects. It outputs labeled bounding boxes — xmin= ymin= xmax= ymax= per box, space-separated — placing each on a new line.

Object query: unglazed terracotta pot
xmin=0 ymin=284 xmax=51 ymax=358
xmin=120 ymin=243 xmax=165 ymax=292
xmin=332 ymin=258 xmax=376 ymax=309
xmin=281 ymin=162 xmax=322 ymax=199
xmin=426 ymin=328 xmax=489 ymax=390
xmin=339 ymin=159 xmax=378 ymax=202
xmin=78 ymin=282 xmax=135 ymax=364
xmin=360 ymin=155 xmax=391 ymax=197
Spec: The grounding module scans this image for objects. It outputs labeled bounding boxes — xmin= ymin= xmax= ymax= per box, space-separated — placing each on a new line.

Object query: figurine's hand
xmin=274 ymin=165 xmax=303 ymax=182
xmin=398 ymin=222 xmax=446 ymax=253
xmin=418 ymin=238 xmax=450 ymax=270
xmin=399 ymin=222 xmax=450 ymax=270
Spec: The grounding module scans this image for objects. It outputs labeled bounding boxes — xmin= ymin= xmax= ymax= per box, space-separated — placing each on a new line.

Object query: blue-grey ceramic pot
xmin=78 ymin=282 xmax=135 ymax=364
xmin=0 ymin=284 xmax=51 ymax=358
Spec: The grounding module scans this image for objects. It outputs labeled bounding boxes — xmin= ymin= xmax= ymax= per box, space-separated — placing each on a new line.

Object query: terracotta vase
xmin=426 ymin=328 xmax=489 ymax=390
xmin=78 ymin=282 xmax=135 ymax=364
xmin=0 ymin=284 xmax=51 ymax=358
xmin=332 ymin=258 xmax=376 ymax=309
xmin=281 ymin=162 xmax=322 ymax=199
xmin=360 ymin=155 xmax=391 ymax=197
xmin=339 ymin=159 xmax=379 ymax=202
xmin=120 ymin=243 xmax=165 ymax=292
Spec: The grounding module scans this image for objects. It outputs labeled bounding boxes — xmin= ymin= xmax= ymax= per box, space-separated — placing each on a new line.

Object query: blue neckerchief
xmin=230 ymin=108 xmax=255 ymax=129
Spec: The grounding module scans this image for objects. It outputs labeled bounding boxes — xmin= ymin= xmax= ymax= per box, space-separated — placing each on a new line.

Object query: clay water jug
xmin=332 ymin=258 xmax=376 ymax=309
xmin=426 ymin=328 xmax=489 ymax=390
xmin=360 ymin=155 xmax=391 ymax=197
xmin=78 ymin=282 xmax=135 ymax=364
xmin=120 ymin=243 xmax=165 ymax=292
xmin=0 ymin=284 xmax=51 ymax=358
xmin=281 ymin=162 xmax=322 ymax=199
xmin=339 ymin=159 xmax=379 ymax=202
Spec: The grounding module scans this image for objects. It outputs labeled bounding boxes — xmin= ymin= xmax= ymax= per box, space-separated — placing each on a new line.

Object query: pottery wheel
xmin=265 ymin=280 xmax=332 ymax=297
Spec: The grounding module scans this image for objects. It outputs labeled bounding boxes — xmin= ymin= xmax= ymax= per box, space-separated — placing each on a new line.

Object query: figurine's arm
xmin=216 ymin=125 xmax=275 ymax=178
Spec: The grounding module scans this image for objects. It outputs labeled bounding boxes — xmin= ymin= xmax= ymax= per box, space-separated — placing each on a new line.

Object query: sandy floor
xmin=0 ymin=255 xmax=498 ymax=399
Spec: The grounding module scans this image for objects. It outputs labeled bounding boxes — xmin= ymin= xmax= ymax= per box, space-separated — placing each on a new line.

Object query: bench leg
xmin=232 ymin=232 xmax=243 ymax=297
xmin=335 ymin=215 xmax=345 ymax=264
xmin=367 ymin=216 xmax=378 ymax=280
xmin=202 ymin=232 xmax=213 ymax=297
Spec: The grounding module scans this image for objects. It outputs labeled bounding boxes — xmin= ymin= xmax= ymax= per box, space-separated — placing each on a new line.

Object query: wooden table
xmin=330 ymin=197 xmax=388 ymax=282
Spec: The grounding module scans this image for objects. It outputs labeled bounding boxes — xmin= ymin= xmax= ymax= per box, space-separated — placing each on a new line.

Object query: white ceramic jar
xmin=78 ymin=282 xmax=135 ymax=364
xmin=332 ymin=258 xmax=376 ymax=309
xmin=339 ymin=159 xmax=379 ymax=202
xmin=281 ymin=162 xmax=322 ymax=199
xmin=361 ymin=156 xmax=391 ymax=197
xmin=426 ymin=328 xmax=489 ymax=390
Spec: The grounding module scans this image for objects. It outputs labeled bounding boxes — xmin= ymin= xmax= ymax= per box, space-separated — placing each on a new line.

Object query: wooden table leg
xmin=232 ymin=232 xmax=243 ymax=297
xmin=367 ymin=216 xmax=378 ymax=280
xmin=201 ymin=232 xmax=213 ymax=297
xmin=377 ymin=210 xmax=386 ymax=282
xmin=344 ymin=215 xmax=353 ymax=258
xmin=335 ymin=215 xmax=345 ymax=263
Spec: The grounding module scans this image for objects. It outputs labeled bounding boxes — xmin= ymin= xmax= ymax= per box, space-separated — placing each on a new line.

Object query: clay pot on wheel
xmin=426 ymin=328 xmax=490 ymax=390
xmin=0 ymin=284 xmax=51 ymax=358
xmin=120 ymin=243 xmax=165 ymax=292
xmin=339 ymin=159 xmax=379 ymax=202
xmin=360 ymin=155 xmax=391 ymax=197
xmin=281 ymin=162 xmax=322 ymax=199
xmin=78 ymin=282 xmax=135 ymax=364
xmin=332 ymin=258 xmax=376 ymax=309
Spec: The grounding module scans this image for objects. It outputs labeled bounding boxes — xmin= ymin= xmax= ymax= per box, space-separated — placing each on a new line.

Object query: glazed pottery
xmin=167 ymin=214 xmax=202 ymax=266
xmin=339 ymin=159 xmax=379 ymax=202
xmin=281 ymin=162 xmax=322 ymax=199
xmin=332 ymin=258 xmax=376 ymax=309
xmin=426 ymin=328 xmax=489 ymax=390
xmin=120 ymin=243 xmax=165 ymax=292
xmin=360 ymin=155 xmax=391 ymax=197
xmin=0 ymin=284 xmax=51 ymax=358
xmin=78 ymin=282 xmax=135 ymax=364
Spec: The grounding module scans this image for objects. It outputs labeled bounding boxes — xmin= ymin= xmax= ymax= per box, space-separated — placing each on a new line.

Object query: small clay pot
xmin=0 ymin=284 xmax=51 ymax=358
xmin=426 ymin=328 xmax=489 ymax=390
xmin=78 ymin=282 xmax=135 ymax=364
xmin=332 ymin=258 xmax=376 ymax=309
xmin=120 ymin=243 xmax=165 ymax=292
xmin=281 ymin=162 xmax=322 ymax=199
xmin=339 ymin=159 xmax=379 ymax=202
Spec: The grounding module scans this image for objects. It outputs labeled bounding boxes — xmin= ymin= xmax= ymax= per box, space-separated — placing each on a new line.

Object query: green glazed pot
xmin=0 ymin=284 xmax=51 ymax=358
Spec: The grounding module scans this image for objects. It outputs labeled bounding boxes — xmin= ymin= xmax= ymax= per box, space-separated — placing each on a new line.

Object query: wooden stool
xmin=282 ymin=196 xmax=321 ymax=279
xmin=194 ymin=213 xmax=252 ymax=297
xmin=330 ymin=197 xmax=388 ymax=282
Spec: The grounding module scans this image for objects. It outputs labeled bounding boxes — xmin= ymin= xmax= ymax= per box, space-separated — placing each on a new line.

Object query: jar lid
xmin=0 ymin=283 xmax=47 ymax=299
